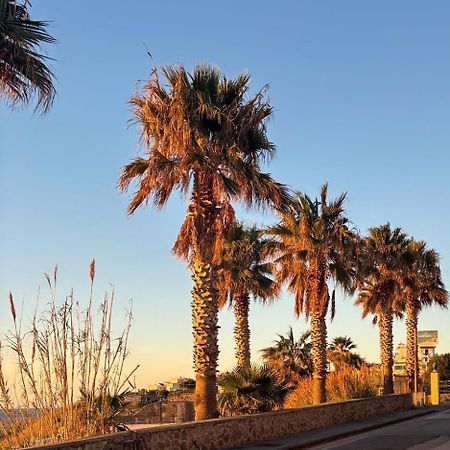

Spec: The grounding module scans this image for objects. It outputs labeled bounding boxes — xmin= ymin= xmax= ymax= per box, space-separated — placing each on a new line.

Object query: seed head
xmin=8 ymin=292 xmax=16 ymax=322
xmin=89 ymin=259 xmax=96 ymax=283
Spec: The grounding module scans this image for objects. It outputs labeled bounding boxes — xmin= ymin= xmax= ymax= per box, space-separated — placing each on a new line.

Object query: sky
xmin=1 ymin=1 xmax=450 ymax=387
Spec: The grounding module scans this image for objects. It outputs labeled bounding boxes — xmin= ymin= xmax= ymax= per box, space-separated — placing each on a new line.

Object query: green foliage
xmin=219 ymin=222 xmax=277 ymax=307
xmin=329 ymin=336 xmax=357 ymax=353
xmin=0 ymin=0 xmax=56 ymax=112
xmin=217 ymin=365 xmax=293 ymax=416
xmin=268 ymin=183 xmax=359 ymax=319
xmin=427 ymin=354 xmax=450 ymax=380
xmin=261 ymin=328 xmax=312 ymax=383
xmin=356 ymin=224 xmax=411 ymax=319
xmin=328 ymin=336 xmax=365 ymax=370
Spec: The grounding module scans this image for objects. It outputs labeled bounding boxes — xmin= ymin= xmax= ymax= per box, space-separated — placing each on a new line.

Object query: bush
xmin=426 ymin=354 xmax=450 ymax=380
xmin=285 ymin=365 xmax=381 ymax=408
xmin=217 ymin=365 xmax=293 ymax=417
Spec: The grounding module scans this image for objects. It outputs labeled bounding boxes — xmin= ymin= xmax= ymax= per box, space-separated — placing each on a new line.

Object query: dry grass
xmin=0 ymin=260 xmax=137 ymax=448
xmin=285 ymin=365 xmax=381 ymax=408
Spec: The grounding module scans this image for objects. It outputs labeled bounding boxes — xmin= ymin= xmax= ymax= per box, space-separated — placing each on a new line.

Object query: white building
xmin=394 ymin=330 xmax=438 ymax=376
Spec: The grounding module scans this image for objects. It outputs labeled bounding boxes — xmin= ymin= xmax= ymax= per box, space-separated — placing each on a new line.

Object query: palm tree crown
xmin=329 ymin=336 xmax=357 ymax=353
xmin=219 ymin=223 xmax=276 ymax=303
xmin=0 ymin=0 xmax=56 ymax=113
xmin=261 ymin=328 xmax=312 ymax=384
xmin=217 ymin=365 xmax=292 ymax=417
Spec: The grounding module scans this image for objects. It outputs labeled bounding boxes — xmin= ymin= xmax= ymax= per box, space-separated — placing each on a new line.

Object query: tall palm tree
xmin=355 ymin=224 xmax=410 ymax=395
xmin=118 ymin=64 xmax=291 ymax=420
xmin=218 ymin=223 xmax=277 ymax=369
xmin=268 ymin=184 xmax=358 ymax=404
xmin=261 ymin=328 xmax=312 ymax=384
xmin=401 ymin=241 xmax=448 ymax=392
xmin=0 ymin=0 xmax=55 ymax=113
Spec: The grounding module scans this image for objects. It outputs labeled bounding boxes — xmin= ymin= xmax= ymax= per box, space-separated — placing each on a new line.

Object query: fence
xmin=115 ymin=401 xmax=195 ymax=425
xmin=440 ymin=379 xmax=450 ymax=393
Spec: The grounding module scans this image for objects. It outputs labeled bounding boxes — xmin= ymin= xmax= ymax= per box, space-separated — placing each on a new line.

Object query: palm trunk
xmin=405 ymin=300 xmax=418 ymax=393
xmin=379 ymin=310 xmax=394 ymax=394
xmin=310 ymin=311 xmax=327 ymax=404
xmin=191 ymin=259 xmax=219 ymax=420
xmin=233 ymin=293 xmax=251 ymax=369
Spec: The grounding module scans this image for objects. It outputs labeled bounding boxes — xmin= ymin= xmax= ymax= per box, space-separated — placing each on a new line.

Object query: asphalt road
xmin=308 ymin=406 xmax=450 ymax=450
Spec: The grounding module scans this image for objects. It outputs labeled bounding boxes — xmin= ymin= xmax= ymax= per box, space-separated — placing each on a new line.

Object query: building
xmin=394 ymin=330 xmax=438 ymax=376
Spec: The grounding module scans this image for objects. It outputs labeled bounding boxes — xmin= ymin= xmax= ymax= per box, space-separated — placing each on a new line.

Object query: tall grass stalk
xmin=0 ymin=260 xmax=137 ymax=448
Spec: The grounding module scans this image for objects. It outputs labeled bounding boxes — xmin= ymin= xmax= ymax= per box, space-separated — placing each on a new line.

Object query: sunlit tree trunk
xmin=405 ymin=299 xmax=418 ymax=393
xmin=233 ymin=294 xmax=251 ymax=369
xmin=191 ymin=259 xmax=219 ymax=420
xmin=310 ymin=311 xmax=327 ymax=404
xmin=379 ymin=310 xmax=394 ymax=394
xmin=189 ymin=181 xmax=221 ymax=421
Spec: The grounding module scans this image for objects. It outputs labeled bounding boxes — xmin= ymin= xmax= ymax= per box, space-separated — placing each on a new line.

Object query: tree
xmin=329 ymin=336 xmax=357 ymax=353
xmin=118 ymin=64 xmax=290 ymax=420
xmin=0 ymin=0 xmax=55 ymax=113
xmin=400 ymin=241 xmax=448 ymax=392
xmin=355 ymin=224 xmax=410 ymax=395
xmin=261 ymin=328 xmax=312 ymax=384
xmin=426 ymin=354 xmax=450 ymax=380
xmin=268 ymin=184 xmax=358 ymax=404
xmin=218 ymin=223 xmax=278 ymax=369
xmin=217 ymin=365 xmax=292 ymax=416
xmin=328 ymin=336 xmax=364 ymax=370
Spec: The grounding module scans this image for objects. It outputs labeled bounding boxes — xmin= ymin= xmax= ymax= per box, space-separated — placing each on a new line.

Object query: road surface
xmin=308 ymin=406 xmax=450 ymax=450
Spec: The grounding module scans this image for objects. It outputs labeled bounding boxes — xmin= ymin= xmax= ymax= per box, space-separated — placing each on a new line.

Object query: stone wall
xmin=28 ymin=394 xmax=413 ymax=450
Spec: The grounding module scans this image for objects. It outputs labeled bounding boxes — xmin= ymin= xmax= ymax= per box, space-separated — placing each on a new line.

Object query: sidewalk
xmin=226 ymin=404 xmax=449 ymax=450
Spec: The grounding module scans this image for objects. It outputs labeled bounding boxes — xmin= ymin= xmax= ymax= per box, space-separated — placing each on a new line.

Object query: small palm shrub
xmin=285 ymin=365 xmax=380 ymax=408
xmin=217 ymin=365 xmax=292 ymax=417
xmin=0 ymin=261 xmax=137 ymax=448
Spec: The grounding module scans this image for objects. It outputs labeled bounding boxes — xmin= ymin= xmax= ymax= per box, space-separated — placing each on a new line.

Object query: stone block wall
xmin=28 ymin=394 xmax=413 ymax=450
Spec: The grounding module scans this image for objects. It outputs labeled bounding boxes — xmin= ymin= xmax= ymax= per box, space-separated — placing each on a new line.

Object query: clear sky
xmin=1 ymin=1 xmax=450 ymax=387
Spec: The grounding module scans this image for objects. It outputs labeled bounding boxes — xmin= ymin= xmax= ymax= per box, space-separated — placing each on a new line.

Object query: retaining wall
xmin=29 ymin=394 xmax=413 ymax=450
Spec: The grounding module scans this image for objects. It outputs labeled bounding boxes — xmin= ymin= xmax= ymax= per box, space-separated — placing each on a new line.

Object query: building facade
xmin=394 ymin=330 xmax=438 ymax=376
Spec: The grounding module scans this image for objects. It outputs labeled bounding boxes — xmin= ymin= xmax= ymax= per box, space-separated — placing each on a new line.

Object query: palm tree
xmin=329 ymin=336 xmax=356 ymax=353
xmin=0 ymin=0 xmax=55 ymax=113
xmin=261 ymin=328 xmax=312 ymax=384
xmin=328 ymin=336 xmax=363 ymax=370
xmin=218 ymin=223 xmax=278 ymax=369
xmin=217 ymin=365 xmax=292 ymax=416
xmin=268 ymin=184 xmax=358 ymax=404
xmin=118 ymin=64 xmax=291 ymax=420
xmin=355 ymin=224 xmax=410 ymax=395
xmin=401 ymin=241 xmax=448 ymax=392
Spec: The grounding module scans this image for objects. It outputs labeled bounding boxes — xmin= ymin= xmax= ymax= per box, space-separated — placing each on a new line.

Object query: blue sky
xmin=1 ymin=1 xmax=450 ymax=386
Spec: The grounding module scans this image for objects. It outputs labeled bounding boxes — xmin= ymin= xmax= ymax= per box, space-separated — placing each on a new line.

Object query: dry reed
xmin=0 ymin=260 xmax=137 ymax=448
xmin=285 ymin=365 xmax=381 ymax=408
